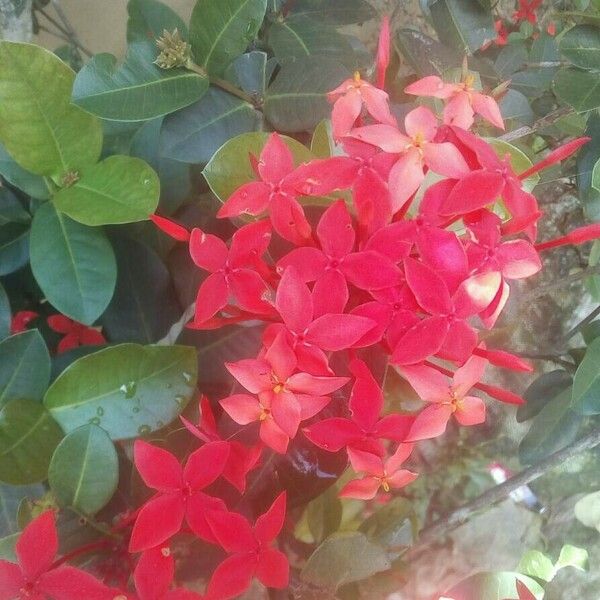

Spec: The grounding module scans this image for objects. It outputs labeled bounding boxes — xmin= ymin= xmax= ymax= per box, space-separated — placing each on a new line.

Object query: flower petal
xmin=342 ymin=251 xmax=402 ymax=290
xmin=225 ymin=359 xmax=271 ymax=394
xmin=134 ymin=441 xmax=182 ymax=492
xmin=303 ymin=418 xmax=362 ymax=451
xmin=0 ymin=560 xmax=24 ymax=600
xmin=316 ymin=200 xmax=355 ymax=258
xmin=205 ymin=510 xmax=256 ymax=553
xmin=183 ymin=441 xmax=229 ymax=490
xmin=276 ymin=266 xmax=313 ymax=333
xmin=391 ymin=316 xmax=449 ymax=365
xmin=189 ymin=229 xmax=228 ymax=272
xmin=193 ymin=273 xmax=229 ymax=325
xmin=287 ymin=372 xmax=349 ymax=395
xmin=347 ymin=447 xmax=384 ymax=476
xmin=204 ymin=554 xmax=256 ymax=600
xmin=134 ymin=546 xmax=174 ymax=600
xmin=259 ymin=133 xmax=294 ymax=183
xmin=455 ymin=395 xmax=486 ymax=426
xmin=307 ymin=314 xmax=376 ymax=351
xmin=255 ymin=492 xmax=287 ymax=544
xmin=404 ymin=257 xmax=452 ymax=315
xmin=349 ymin=359 xmax=383 ymax=431
xmin=220 ymin=394 xmax=262 ymax=425
xmin=339 ymin=477 xmax=381 ymax=500
xmin=405 ymin=404 xmax=454 ymax=441
xmin=16 ymin=511 xmax=57 ymax=580
xmin=217 ymin=181 xmax=271 ymax=218
xmin=256 ymin=548 xmax=289 ymax=589
xmin=38 ymin=566 xmax=111 ymax=600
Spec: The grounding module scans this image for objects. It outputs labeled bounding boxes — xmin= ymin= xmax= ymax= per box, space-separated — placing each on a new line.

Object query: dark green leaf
xmin=0 ymin=188 xmax=29 ymax=226
xmin=0 ymin=283 xmax=9 ymax=341
xmin=0 ymin=399 xmax=63 ymax=485
xmin=53 ymin=155 xmax=160 ymax=226
xmin=494 ymin=42 xmax=528 ymax=77
xmin=519 ymin=387 xmax=582 ymax=464
xmin=161 ymin=87 xmax=262 ymax=163
xmin=30 ymin=203 xmax=117 ymax=325
xmin=517 ymin=370 xmax=572 ymax=422
xmin=445 ymin=572 xmax=544 ymax=600
xmin=530 ymin=32 xmax=560 ymax=64
xmin=190 ymin=0 xmax=268 ymax=76
xmin=511 ymin=68 xmax=554 ymax=97
xmin=572 ymin=337 xmax=600 ymax=413
xmin=127 ymin=0 xmax=188 ymax=43
xmin=429 ymin=0 xmax=495 ymax=54
xmin=44 ymin=343 xmax=197 ymax=439
xmin=0 ymin=330 xmax=50 ymax=409
xmin=306 ymin=487 xmax=342 ymax=543
xmin=0 ymin=223 xmax=28 ymax=276
xmin=0 ymin=41 xmax=103 ymax=178
xmin=395 ymin=29 xmax=460 ymax=77
xmin=289 ymin=0 xmax=375 ymax=25
xmin=359 ymin=497 xmax=416 ymax=553
xmin=0 ymin=483 xmax=44 ymax=536
xmin=264 ymin=56 xmax=350 ymax=132
xmin=0 ymin=143 xmax=49 ymax=200
xmin=224 ymin=51 xmax=269 ymax=97
xmin=72 ymin=42 xmax=209 ymax=122
xmin=499 ymin=89 xmax=534 ymax=124
xmin=48 ymin=424 xmax=118 ymax=515
xmin=102 ymin=237 xmax=181 ymax=343
xmin=560 ymin=25 xmax=600 ymax=70
xmin=301 ymin=531 xmax=391 ymax=590
xmin=578 ymin=110 xmax=600 ymax=194
xmin=554 ymin=67 xmax=600 ymax=112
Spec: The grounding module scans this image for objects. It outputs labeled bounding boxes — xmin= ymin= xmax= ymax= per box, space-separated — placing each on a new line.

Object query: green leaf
xmin=0 ymin=483 xmax=44 ymax=536
xmin=517 ymin=370 xmax=572 ymax=422
xmin=224 ymin=51 xmax=270 ymax=97
xmin=72 ymin=42 xmax=209 ymax=122
xmin=48 ymin=424 xmax=118 ymax=515
xmin=102 ymin=237 xmax=181 ymax=343
xmin=488 ymin=139 xmax=539 ymax=192
xmin=301 ymin=531 xmax=391 ymax=590
xmin=519 ymin=387 xmax=582 ymax=464
xmin=429 ymin=0 xmax=495 ymax=54
xmin=0 ymin=41 xmax=102 ymax=178
xmin=311 ymin=120 xmax=333 ymax=158
xmin=518 ymin=550 xmax=555 ymax=582
xmin=511 ymin=68 xmax=555 ymax=98
xmin=572 ymin=337 xmax=600 ymax=413
xmin=190 ymin=0 xmax=268 ymax=76
xmin=578 ymin=110 xmax=600 ymax=195
xmin=289 ymin=0 xmax=375 ymax=25
xmin=0 ymin=331 xmax=51 ymax=409
xmin=494 ymin=42 xmax=528 ymax=78
xmin=0 ymin=399 xmax=63 ymax=485
xmin=29 ymin=203 xmax=117 ymax=325
xmin=0 ymin=284 xmax=10 ymax=342
xmin=161 ymin=87 xmax=262 ymax=163
xmin=0 ymin=223 xmax=29 ymax=276
xmin=445 ymin=572 xmax=544 ymax=600
xmin=555 ymin=544 xmax=589 ymax=572
xmin=264 ymin=56 xmax=350 ymax=132
xmin=53 ymin=155 xmax=160 ymax=226
xmin=560 ymin=25 xmax=600 ymax=70
xmin=0 ymin=143 xmax=49 ymax=200
xmin=359 ymin=497 xmax=416 ymax=554
xmin=0 ymin=188 xmax=29 ymax=226
xmin=44 ymin=343 xmax=197 ymax=440
xmin=0 ymin=533 xmax=17 ymax=561
xmin=395 ymin=29 xmax=460 ymax=77
xmin=127 ymin=0 xmax=188 ymax=43
xmin=499 ymin=89 xmax=534 ymax=124
xmin=305 ymin=487 xmax=342 ymax=543
xmin=574 ymin=490 xmax=600 ymax=531
xmin=554 ymin=67 xmax=600 ymax=112
xmin=202 ymin=131 xmax=313 ymax=202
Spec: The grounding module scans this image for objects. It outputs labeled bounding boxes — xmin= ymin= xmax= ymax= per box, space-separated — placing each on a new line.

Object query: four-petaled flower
xmin=47 ymin=314 xmax=106 ymax=354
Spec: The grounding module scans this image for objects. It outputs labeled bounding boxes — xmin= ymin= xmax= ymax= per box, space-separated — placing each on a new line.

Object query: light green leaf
xmin=301 ymin=531 xmax=391 ymax=590
xmin=305 ymin=487 xmax=342 ymax=544
xmin=0 ymin=143 xmax=49 ymax=200
xmin=556 ymin=544 xmax=589 ymax=572
xmin=572 ymin=337 xmax=600 ymax=413
xmin=190 ymin=0 xmax=268 ymax=76
xmin=30 ymin=203 xmax=117 ymax=325
xmin=0 ymin=399 xmax=63 ymax=485
xmin=488 ymin=139 xmax=539 ymax=192
xmin=127 ymin=0 xmax=188 ymax=43
xmin=72 ymin=42 xmax=209 ymax=122
xmin=578 ymin=110 xmax=600 ymax=194
xmin=574 ymin=490 xmax=600 ymax=530
xmin=554 ymin=67 xmax=600 ymax=112
xmin=0 ymin=331 xmax=51 ymax=409
xmin=44 ymin=343 xmax=197 ymax=439
xmin=161 ymin=87 xmax=262 ymax=163
xmin=311 ymin=120 xmax=333 ymax=158
xmin=445 ymin=572 xmax=544 ymax=599
xmin=0 ymin=483 xmax=44 ymax=536
xmin=289 ymin=0 xmax=375 ymax=26
xmin=48 ymin=424 xmax=118 ymax=515
xmin=53 ymin=155 xmax=160 ymax=226
xmin=0 ymin=41 xmax=102 ymax=178
xmin=202 ymin=131 xmax=312 ymax=202
xmin=264 ymin=56 xmax=350 ymax=132
xmin=518 ymin=549 xmax=555 ymax=581
xmin=560 ymin=25 xmax=600 ymax=70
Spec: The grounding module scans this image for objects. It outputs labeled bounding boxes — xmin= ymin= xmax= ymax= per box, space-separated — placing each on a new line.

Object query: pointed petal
xmin=150 ymin=214 xmax=190 ymax=242
xmin=331 ymin=88 xmax=363 ymax=138
xmin=339 ymin=477 xmax=381 ymax=500
xmin=364 ymin=221 xmax=414 ymax=262
xmin=404 ymin=257 xmax=452 ymax=315
xmin=260 ymin=418 xmax=290 ymax=453
xmin=0 ymin=561 xmax=24 ymax=600
xmin=453 ymin=271 xmax=502 ymax=318
xmin=205 ymin=510 xmax=256 ymax=553
xmin=443 ymin=92 xmax=474 ymax=129
xmin=372 ymin=414 xmax=415 ymax=441
xmin=271 ymin=391 xmax=302 ymax=438
xmin=287 ymin=372 xmax=349 ymax=395
xmin=255 ymin=492 xmax=287 ymax=543
xmin=217 ymin=181 xmax=271 ymax=218
xmin=455 ymin=395 xmax=486 ymax=426
xmin=205 ymin=554 xmax=256 ymax=600
xmin=441 ymin=169 xmax=505 ymax=215
xmin=185 ymin=491 xmax=227 ymax=543
xmin=388 ymin=149 xmax=425 ymax=213
xmin=184 ymin=441 xmax=229 ymax=490
xmin=228 ymin=270 xmax=271 ymax=314
xmin=276 ymin=247 xmax=328 ymax=282
xmin=316 ymin=200 xmax=355 ymax=257
xmin=396 ymin=364 xmax=449 ymax=402
xmin=306 ymin=314 xmax=375 ymax=351
xmin=497 ymin=240 xmax=541 ymax=279
xmin=303 ymin=418 xmax=362 ymax=451
xmin=256 ymin=548 xmax=289 ymax=589
xmin=312 ymin=270 xmax=349 ymax=318
xmin=350 ymin=124 xmax=408 ymax=153
xmin=361 ymin=84 xmax=396 ymax=126
xmin=284 ymin=157 xmax=359 ymax=196
xmin=225 ymin=359 xmax=271 ymax=394
xmin=375 ymin=15 xmax=390 ymax=89
xmin=265 ymin=330 xmax=297 ymax=381
xmin=134 ymin=441 xmax=182 ymax=492
xmin=16 ymin=511 xmax=57 ymax=580
xmin=405 ymin=76 xmax=456 ymax=99
xmin=259 ymin=133 xmax=294 ymax=183
xmin=405 ymin=106 xmax=438 ymax=140
xmin=472 ymin=92 xmax=505 ymax=129
xmin=38 ymin=566 xmax=111 ymax=600
xmin=391 ymin=316 xmax=449 ymax=365
xmin=342 ymin=251 xmax=401 ymax=290
xmin=228 ymin=220 xmax=272 ymax=267
xmin=405 ymin=404 xmax=454 ymax=441
xmin=220 ymin=394 xmax=262 ymax=425
xmin=276 ymin=266 xmax=313 ymax=332
xmin=295 ymin=393 xmax=330 ymax=420
xmin=193 ymin=273 xmax=229 ymax=325
xmin=438 ymin=319 xmax=478 ymax=364
xmin=134 ymin=546 xmax=174 ymax=600
xmin=423 ymin=142 xmax=470 ymax=179
xmin=453 ymin=355 xmax=487 ymax=397
xmin=385 ymin=442 xmax=414 ymax=473
xmin=189 ymin=230 xmax=228 ymax=272
xmin=347 ymin=447 xmax=384 ymax=476
xmin=387 ymin=469 xmax=418 ymax=489
xmin=223 ymin=442 xmax=262 ymax=493
xmin=47 ymin=314 xmax=73 ymax=333
xmin=349 ymin=359 xmax=383 ymax=431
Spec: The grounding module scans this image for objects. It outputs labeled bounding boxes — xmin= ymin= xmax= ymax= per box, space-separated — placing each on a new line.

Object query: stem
xmin=518 ymin=352 xmax=576 ymax=370
xmin=521 ymin=265 xmax=600 ymax=302
xmin=563 ymin=305 xmax=600 ymax=342
xmin=35 ymin=5 xmax=92 ymax=56
xmin=407 ymin=426 xmax=600 ymax=557
xmin=499 ymin=106 xmax=574 ymax=143
xmin=71 ymin=508 xmax=121 ymax=539
xmin=50 ymin=539 xmax=112 ymax=569
xmin=49 ymin=0 xmax=91 ymax=57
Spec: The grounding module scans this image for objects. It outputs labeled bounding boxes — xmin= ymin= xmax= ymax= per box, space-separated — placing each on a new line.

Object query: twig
xmin=521 ymin=264 xmax=600 ymax=302
xmin=35 ymin=3 xmax=92 ymax=56
xmin=563 ymin=304 xmax=600 ymax=342
xmin=518 ymin=352 xmax=576 ymax=370
xmin=407 ymin=426 xmax=600 ymax=558
xmin=49 ymin=0 xmax=92 ymax=57
xmin=499 ymin=106 xmax=574 ymax=142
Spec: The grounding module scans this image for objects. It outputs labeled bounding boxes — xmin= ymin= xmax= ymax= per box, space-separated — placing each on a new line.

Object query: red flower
xmin=129 ymin=441 xmax=229 ymax=552
xmin=304 ymin=360 xmax=414 ymax=454
xmin=494 ymin=19 xmax=510 ymax=46
xmin=204 ymin=493 xmax=288 ymax=599
xmin=47 ymin=314 xmax=106 ymax=353
xmin=513 ymin=0 xmax=543 ymax=24
xmin=339 ymin=444 xmax=418 ymax=500
xmin=375 ymin=15 xmax=390 ymax=89
xmin=217 ymin=133 xmax=312 ymax=245
xmin=10 ymin=310 xmax=38 ymax=334
xmin=0 ymin=511 xmax=111 ymax=600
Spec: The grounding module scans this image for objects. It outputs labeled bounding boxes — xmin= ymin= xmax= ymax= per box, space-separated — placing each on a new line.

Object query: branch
xmin=406 ymin=426 xmax=600 ymax=559
xmin=499 ymin=106 xmax=574 ymax=143
xmin=520 ymin=264 xmax=600 ymax=303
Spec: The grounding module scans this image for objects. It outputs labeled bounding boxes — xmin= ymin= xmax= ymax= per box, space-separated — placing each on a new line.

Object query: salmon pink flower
xmin=204 ymin=493 xmax=288 ymax=599
xmin=0 ymin=511 xmax=112 ymax=600
xmin=350 ymin=107 xmax=469 ymax=212
xmin=398 ymin=355 xmax=488 ymax=441
xmin=10 ymin=310 xmax=38 ymax=334
xmin=188 ymin=220 xmax=273 ymax=326
xmin=339 ymin=444 xmax=417 ymax=500
xmin=47 ymin=314 xmax=106 ymax=353
xmin=181 ymin=395 xmax=261 ymax=494
xmin=217 ymin=133 xmax=312 ymax=245
xmin=220 ymin=331 xmax=349 ymax=453
xmin=405 ymin=73 xmax=505 ymax=130
xmin=129 ymin=440 xmax=229 ymax=552
xmin=304 ymin=360 xmax=414 ymax=454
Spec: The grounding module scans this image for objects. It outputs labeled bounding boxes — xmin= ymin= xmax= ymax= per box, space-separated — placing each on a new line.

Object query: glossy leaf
xmin=572 ymin=337 xmax=600 ymax=413
xmin=359 ymin=497 xmax=416 ymax=554
xmin=560 ymin=25 xmax=600 ymax=70
xmin=0 ymin=284 xmax=9 ymax=342
xmin=0 ymin=41 xmax=102 ymax=178
xmin=44 ymin=343 xmax=197 ymax=439
xmin=48 ymin=424 xmax=119 ymax=515
xmin=0 ymin=330 xmax=51 ymax=409
xmin=30 ymin=203 xmax=117 ymax=325
xmin=53 ymin=155 xmax=160 ymax=226
xmin=264 ymin=56 xmax=350 ymax=132
xmin=190 ymin=0 xmax=268 ymax=76
xmin=161 ymin=87 xmax=262 ymax=163
xmin=305 ymin=487 xmax=342 ymax=544
xmin=0 ymin=189 xmax=29 ymax=228
xmin=72 ymin=42 xmax=209 ymax=121
xmin=289 ymin=0 xmax=375 ymax=25
xmin=202 ymin=131 xmax=313 ymax=202
xmin=555 ymin=544 xmax=589 ymax=572
xmin=518 ymin=550 xmax=554 ymax=582
xmin=224 ymin=50 xmax=270 ymax=97
xmin=517 ymin=370 xmax=572 ymax=423
xmin=578 ymin=110 xmax=600 ymax=195
xmin=102 ymin=237 xmax=181 ymax=343
xmin=553 ymin=67 xmax=600 ymax=112
xmin=0 ymin=399 xmax=63 ymax=485
xmin=127 ymin=0 xmax=188 ymax=43
xmin=499 ymin=89 xmax=534 ymax=125
xmin=445 ymin=572 xmax=544 ymax=600
xmin=0 ymin=223 xmax=29 ymax=276
xmin=301 ymin=531 xmax=391 ymax=590
xmin=0 ymin=143 xmax=49 ymax=200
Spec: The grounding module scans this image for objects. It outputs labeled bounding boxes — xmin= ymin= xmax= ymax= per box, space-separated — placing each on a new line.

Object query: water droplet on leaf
xmin=88 ymin=417 xmax=101 ymax=425
xmin=120 ymin=381 xmax=137 ymax=398
xmin=138 ymin=425 xmax=151 ymax=435
xmin=96 ymin=407 xmax=104 ymax=416
xmin=182 ymin=372 xmax=192 ymax=384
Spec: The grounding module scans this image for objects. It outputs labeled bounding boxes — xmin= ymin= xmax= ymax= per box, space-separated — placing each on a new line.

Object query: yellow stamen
xmin=382 ymin=479 xmax=390 ymax=492
xmin=353 ymin=70 xmax=362 ymax=84
xmin=464 ymin=74 xmax=475 ymax=89
xmin=273 ymin=383 xmax=285 ymax=394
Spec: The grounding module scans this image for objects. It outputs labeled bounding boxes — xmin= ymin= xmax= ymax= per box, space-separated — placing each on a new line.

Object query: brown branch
xmin=520 ymin=264 xmax=600 ymax=303
xmin=499 ymin=106 xmax=574 ymax=143
xmin=406 ymin=426 xmax=600 ymax=559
